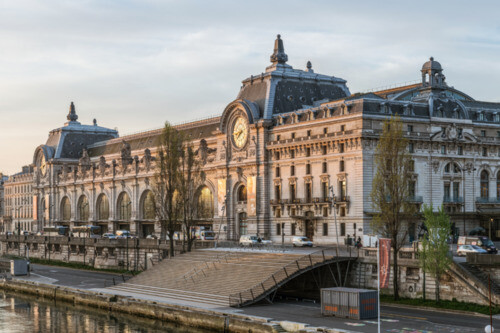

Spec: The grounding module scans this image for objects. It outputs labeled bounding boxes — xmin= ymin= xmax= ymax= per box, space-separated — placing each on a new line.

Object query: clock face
xmin=232 ymin=117 xmax=248 ymax=148
xmin=38 ymin=153 xmax=46 ymax=176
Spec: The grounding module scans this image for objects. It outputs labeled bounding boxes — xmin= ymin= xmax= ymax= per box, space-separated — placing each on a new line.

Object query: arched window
xmin=97 ymin=194 xmax=109 ymax=220
xmin=141 ymin=191 xmax=155 ymax=220
xmin=61 ymin=197 xmax=71 ymax=221
xmin=197 ymin=186 xmax=214 ymax=219
xmin=237 ymin=185 xmax=247 ymax=202
xmin=78 ymin=196 xmax=89 ymax=221
xmin=117 ymin=192 xmax=132 ymax=220
xmin=481 ymin=170 xmax=489 ymax=199
xmin=239 ymin=212 xmax=247 ymax=236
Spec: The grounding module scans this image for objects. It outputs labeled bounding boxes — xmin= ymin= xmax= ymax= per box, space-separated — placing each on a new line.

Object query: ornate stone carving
xmin=120 ymin=140 xmax=133 ymax=169
xmin=142 ymin=148 xmax=154 ymax=171
xmin=196 ymin=139 xmax=216 ymax=165
xmin=432 ymin=161 xmax=440 ymax=173
xmin=445 ymin=123 xmax=458 ymax=141
xmin=99 ymin=156 xmax=107 ymax=177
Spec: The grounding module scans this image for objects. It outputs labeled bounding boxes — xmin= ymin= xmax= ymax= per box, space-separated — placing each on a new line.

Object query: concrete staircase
xmin=106 ymin=250 xmax=304 ymax=307
xmin=449 ymin=261 xmax=500 ymax=305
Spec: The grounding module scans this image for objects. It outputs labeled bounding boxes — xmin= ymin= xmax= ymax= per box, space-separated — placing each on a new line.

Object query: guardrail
xmin=228 ymin=246 xmax=357 ymax=307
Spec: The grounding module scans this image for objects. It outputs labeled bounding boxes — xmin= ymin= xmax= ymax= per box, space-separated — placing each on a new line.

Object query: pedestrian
xmin=356 ymin=236 xmax=362 ymax=248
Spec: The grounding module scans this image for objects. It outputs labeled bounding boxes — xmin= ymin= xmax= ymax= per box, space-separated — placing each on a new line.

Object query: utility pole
xmin=329 ymin=185 xmax=340 ymax=257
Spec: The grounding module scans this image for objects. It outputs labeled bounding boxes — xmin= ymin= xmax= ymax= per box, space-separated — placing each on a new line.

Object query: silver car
xmin=457 ymin=244 xmax=487 ymax=256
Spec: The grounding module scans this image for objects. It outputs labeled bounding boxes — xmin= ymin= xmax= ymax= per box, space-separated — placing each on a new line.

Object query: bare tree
xmin=152 ymin=121 xmax=183 ymax=258
xmin=419 ymin=204 xmax=452 ymax=302
xmin=178 ymin=141 xmax=205 ymax=252
xmin=371 ymin=115 xmax=417 ymax=300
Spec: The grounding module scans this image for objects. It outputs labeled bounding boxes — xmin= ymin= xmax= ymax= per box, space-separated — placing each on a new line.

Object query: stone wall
xmin=350 ymin=247 xmax=499 ymax=306
xmin=0 ymin=235 xmax=214 ymax=270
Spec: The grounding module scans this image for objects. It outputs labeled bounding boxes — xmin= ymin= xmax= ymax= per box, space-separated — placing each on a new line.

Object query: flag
xmin=379 ymin=238 xmax=391 ymax=289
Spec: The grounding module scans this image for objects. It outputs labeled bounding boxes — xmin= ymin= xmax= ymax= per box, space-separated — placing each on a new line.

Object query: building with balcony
xmin=11 ymin=35 xmax=500 ymax=244
xmin=3 ymin=166 xmax=34 ymax=233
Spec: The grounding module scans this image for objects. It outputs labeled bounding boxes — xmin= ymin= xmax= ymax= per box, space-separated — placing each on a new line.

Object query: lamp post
xmin=490 ymin=218 xmax=493 ymax=241
xmin=329 ymin=185 xmax=340 ymax=257
xmin=216 ymin=195 xmax=227 ymax=248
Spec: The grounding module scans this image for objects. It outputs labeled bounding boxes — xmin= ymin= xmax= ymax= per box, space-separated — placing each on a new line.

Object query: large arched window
xmin=481 ymin=170 xmax=489 ymax=199
xmin=77 ymin=196 xmax=89 ymax=221
xmin=60 ymin=197 xmax=71 ymax=221
xmin=141 ymin=190 xmax=155 ymax=220
xmin=237 ymin=185 xmax=247 ymax=202
xmin=97 ymin=194 xmax=109 ymax=220
xmin=197 ymin=186 xmax=214 ymax=219
xmin=117 ymin=192 xmax=132 ymax=220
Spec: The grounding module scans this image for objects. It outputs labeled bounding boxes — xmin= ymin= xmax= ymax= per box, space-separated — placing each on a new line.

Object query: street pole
xmin=329 ymin=186 xmax=340 ymax=257
xmin=490 ymin=218 xmax=493 ymax=241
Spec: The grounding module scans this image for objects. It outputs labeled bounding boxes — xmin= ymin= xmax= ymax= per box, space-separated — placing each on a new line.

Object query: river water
xmin=0 ymin=291 xmax=212 ymax=333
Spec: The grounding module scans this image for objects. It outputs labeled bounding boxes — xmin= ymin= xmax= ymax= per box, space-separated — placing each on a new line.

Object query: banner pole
xmin=377 ymin=238 xmax=381 ymax=333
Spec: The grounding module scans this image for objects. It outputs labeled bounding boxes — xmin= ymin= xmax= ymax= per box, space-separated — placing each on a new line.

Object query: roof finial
xmin=67 ymin=101 xmax=78 ymax=122
xmin=270 ymin=34 xmax=288 ymax=65
xmin=430 ymin=56 xmax=434 ymax=61
xmin=306 ymin=60 xmax=313 ymax=73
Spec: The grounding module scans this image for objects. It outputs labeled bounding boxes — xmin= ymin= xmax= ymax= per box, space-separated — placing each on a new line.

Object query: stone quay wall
xmin=0 ymin=235 xmax=214 ymax=270
xmin=350 ymin=247 xmax=500 ymax=306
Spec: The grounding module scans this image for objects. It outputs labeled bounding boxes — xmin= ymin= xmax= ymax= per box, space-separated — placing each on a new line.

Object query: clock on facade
xmin=37 ymin=152 xmax=47 ymax=176
xmin=232 ymin=116 xmax=248 ymax=148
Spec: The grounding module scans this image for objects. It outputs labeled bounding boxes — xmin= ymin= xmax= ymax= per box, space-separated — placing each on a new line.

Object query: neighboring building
xmin=4 ymin=166 xmax=34 ymax=233
xmin=20 ymin=35 xmax=500 ymax=243
xmin=0 ymin=173 xmax=9 ymax=232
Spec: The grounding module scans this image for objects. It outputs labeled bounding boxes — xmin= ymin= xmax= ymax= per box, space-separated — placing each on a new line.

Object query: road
xmin=16 ymin=264 xmax=127 ymax=289
xmin=239 ymin=299 xmax=500 ymax=333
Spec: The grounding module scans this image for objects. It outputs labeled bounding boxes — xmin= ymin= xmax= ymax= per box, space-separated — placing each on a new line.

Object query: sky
xmin=1 ymin=0 xmax=500 ymax=175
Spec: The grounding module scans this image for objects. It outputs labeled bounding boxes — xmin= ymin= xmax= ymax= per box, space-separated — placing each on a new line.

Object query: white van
xmin=292 ymin=236 xmax=313 ymax=247
xmin=239 ymin=235 xmax=259 ymax=246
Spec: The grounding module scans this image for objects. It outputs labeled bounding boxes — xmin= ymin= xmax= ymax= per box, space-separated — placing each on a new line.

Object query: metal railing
xmin=443 ymin=196 xmax=464 ymax=203
xmin=476 ymin=197 xmax=500 ymax=204
xmin=228 ymin=246 xmax=356 ymax=307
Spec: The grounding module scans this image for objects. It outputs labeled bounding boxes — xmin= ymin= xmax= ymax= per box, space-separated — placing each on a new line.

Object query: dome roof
xmin=422 ymin=57 xmax=442 ymax=71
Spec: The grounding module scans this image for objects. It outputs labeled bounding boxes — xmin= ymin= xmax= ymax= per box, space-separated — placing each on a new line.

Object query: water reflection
xmin=0 ymin=291 xmax=211 ymax=332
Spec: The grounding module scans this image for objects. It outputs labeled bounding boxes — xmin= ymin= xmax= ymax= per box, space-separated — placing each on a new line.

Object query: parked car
xmin=102 ymin=233 xmax=116 ymax=239
xmin=239 ymin=235 xmax=259 ymax=246
xmin=115 ymin=230 xmax=132 ymax=239
xmin=458 ymin=236 xmax=497 ymax=254
xmin=146 ymin=234 xmax=158 ymax=239
xmin=457 ymin=244 xmax=488 ymax=256
xmin=292 ymin=236 xmax=313 ymax=247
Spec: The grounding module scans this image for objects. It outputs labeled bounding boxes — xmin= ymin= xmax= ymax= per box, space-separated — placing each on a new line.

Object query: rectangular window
xmin=497 ymin=131 xmax=500 ymax=138
xmin=307 ymin=130 xmax=311 ymax=137
xmin=441 ymin=145 xmax=446 ymax=155
xmin=453 ymin=182 xmax=460 ymax=200
xmin=290 ymin=150 xmax=295 ymax=158
xmin=290 ymin=184 xmax=296 ymax=201
xmin=323 ymin=127 xmax=328 ymax=134
xmin=444 ymin=183 xmax=450 ymax=200
xmin=275 ymin=167 xmax=280 ymax=178
xmin=339 ymin=180 xmax=347 ymax=200
xmin=275 ymin=185 xmax=281 ymax=201
xmin=275 ymin=208 xmax=281 ymax=218
xmin=340 ymin=160 xmax=345 ymax=172
xmin=276 ymin=134 xmax=281 ymax=141
xmin=291 ymin=223 xmax=296 ymax=236
xmin=323 ymin=223 xmax=328 ymax=236
xmin=291 ymin=165 xmax=295 ymax=176
xmin=339 ymin=143 xmax=345 ymax=153
xmin=323 ymin=207 xmax=328 ymax=217
xmin=306 ymin=147 xmax=311 ymax=157
xmin=483 ymin=147 xmax=488 ymax=157
xmin=291 ymin=132 xmax=295 ymax=139
xmin=276 ymin=223 xmax=281 ymax=236
xmin=458 ymin=146 xmax=463 ymax=155
xmin=306 ymin=183 xmax=312 ymax=203
xmin=408 ymin=143 xmax=414 ymax=153
xmin=322 ymin=182 xmax=328 ymax=200
xmin=322 ymin=145 xmax=327 ymax=155
xmin=306 ymin=164 xmax=311 ymax=174
xmin=458 ymin=128 xmax=463 ymax=137
xmin=407 ymin=125 xmax=413 ymax=133
xmin=409 ymin=181 xmax=416 ymax=197
xmin=275 ymin=151 xmax=280 ymax=160
xmin=481 ymin=130 xmax=486 ymax=137
xmin=340 ymin=223 xmax=346 ymax=236
xmin=322 ymin=162 xmax=327 ymax=173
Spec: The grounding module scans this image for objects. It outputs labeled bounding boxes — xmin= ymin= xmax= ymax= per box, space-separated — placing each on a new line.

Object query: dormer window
xmin=495 ymin=113 xmax=500 ymax=122
xmin=479 ymin=112 xmax=485 ymax=121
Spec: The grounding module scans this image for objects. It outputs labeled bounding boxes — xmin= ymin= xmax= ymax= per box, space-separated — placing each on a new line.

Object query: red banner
xmin=379 ymin=238 xmax=391 ymax=289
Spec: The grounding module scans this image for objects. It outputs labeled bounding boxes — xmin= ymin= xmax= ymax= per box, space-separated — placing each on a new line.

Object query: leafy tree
xmin=152 ymin=121 xmax=183 ymax=258
xmin=419 ymin=204 xmax=452 ymax=302
xmin=371 ymin=115 xmax=417 ymax=300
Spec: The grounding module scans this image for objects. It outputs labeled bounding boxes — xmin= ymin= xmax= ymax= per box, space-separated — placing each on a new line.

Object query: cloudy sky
xmin=1 ymin=0 xmax=500 ymax=175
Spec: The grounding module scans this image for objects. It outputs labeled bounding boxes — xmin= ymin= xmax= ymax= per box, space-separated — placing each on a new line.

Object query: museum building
xmin=5 ymin=35 xmax=500 ymax=243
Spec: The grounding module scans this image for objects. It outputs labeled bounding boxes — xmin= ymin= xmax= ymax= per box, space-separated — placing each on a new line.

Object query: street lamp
xmin=490 ymin=218 xmax=494 ymax=241
xmin=329 ymin=185 xmax=340 ymax=257
xmin=215 ymin=195 xmax=227 ymax=248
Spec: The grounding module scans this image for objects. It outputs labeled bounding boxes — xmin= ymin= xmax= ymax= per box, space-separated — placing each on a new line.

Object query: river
xmin=0 ymin=291 xmax=212 ymax=332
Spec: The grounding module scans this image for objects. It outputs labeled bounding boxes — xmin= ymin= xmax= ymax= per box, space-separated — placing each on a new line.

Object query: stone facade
xmin=7 ymin=35 xmax=500 ymax=244
xmin=3 ymin=166 xmax=34 ymax=233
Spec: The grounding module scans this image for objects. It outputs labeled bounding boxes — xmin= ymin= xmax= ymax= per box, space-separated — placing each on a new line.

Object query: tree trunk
xmin=169 ymin=235 xmax=174 ymax=259
xmin=435 ymin=275 xmax=440 ymax=303
xmin=393 ymin=245 xmax=399 ymax=300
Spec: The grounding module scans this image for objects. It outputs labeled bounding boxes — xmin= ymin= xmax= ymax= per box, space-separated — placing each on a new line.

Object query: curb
xmin=381 ymin=302 xmax=492 ymax=318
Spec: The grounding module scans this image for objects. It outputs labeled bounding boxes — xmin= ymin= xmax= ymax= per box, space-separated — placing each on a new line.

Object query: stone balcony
xmin=443 ymin=196 xmax=464 ymax=204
